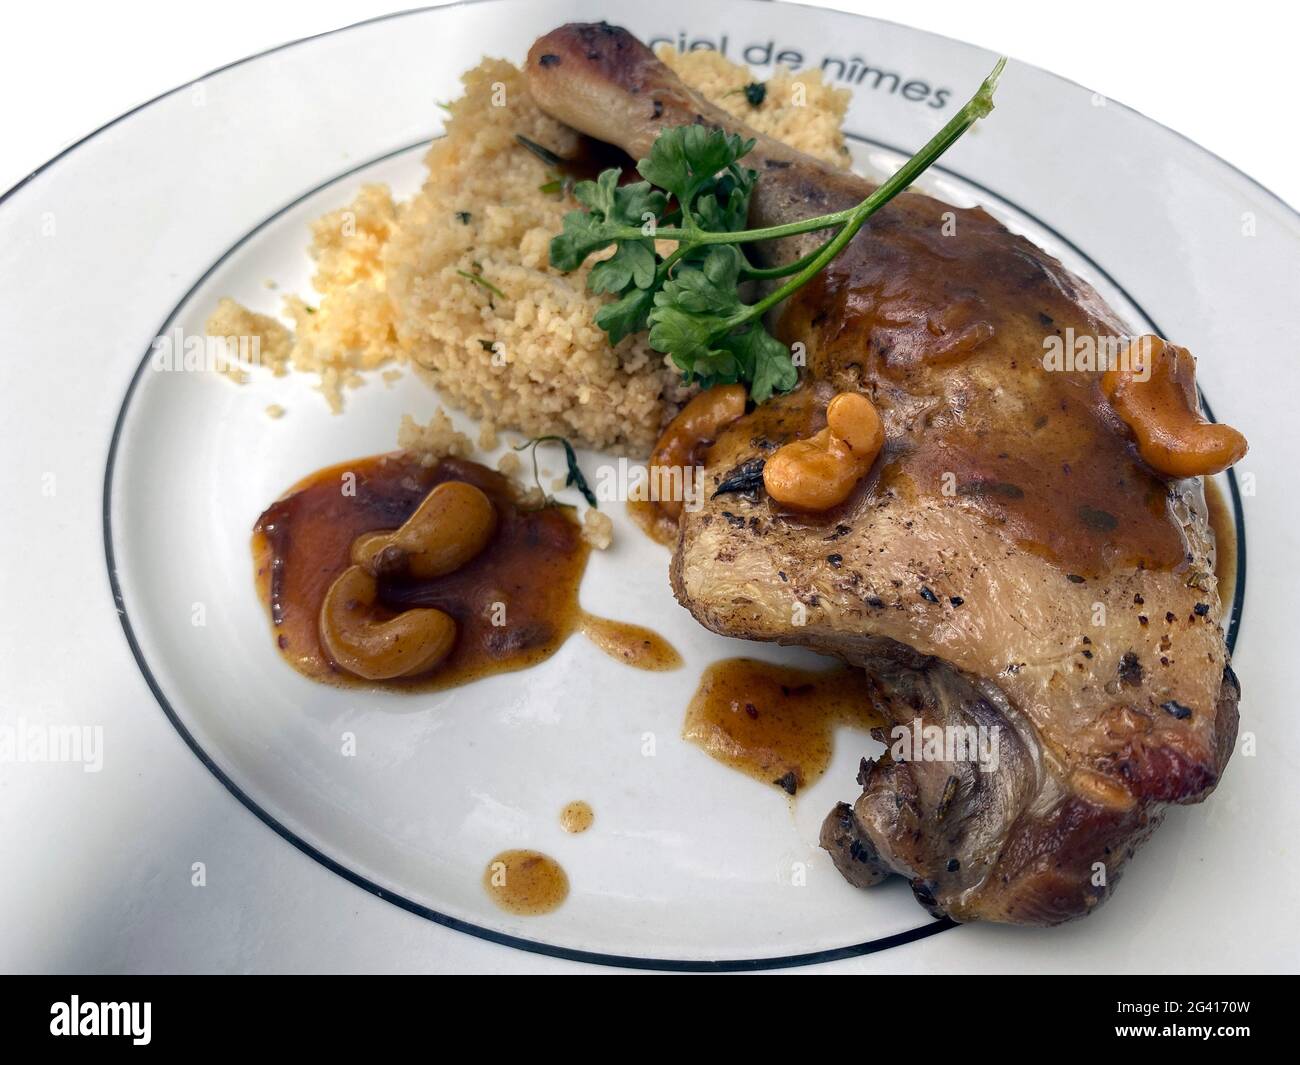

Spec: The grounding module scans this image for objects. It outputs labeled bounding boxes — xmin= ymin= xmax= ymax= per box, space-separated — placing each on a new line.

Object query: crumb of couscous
xmin=582 ymin=509 xmax=614 ymax=550
xmin=207 ymin=51 xmax=849 ymax=452
xmin=265 ymin=404 xmax=285 ymax=419
xmin=396 ymin=409 xmax=473 ymax=467
xmin=205 ymin=297 xmax=293 ymax=379
xmin=515 ymin=484 xmax=547 ymax=509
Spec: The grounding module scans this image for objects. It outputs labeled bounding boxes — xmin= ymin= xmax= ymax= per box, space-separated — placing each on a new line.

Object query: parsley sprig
xmin=549 ymin=58 xmax=1005 ymax=402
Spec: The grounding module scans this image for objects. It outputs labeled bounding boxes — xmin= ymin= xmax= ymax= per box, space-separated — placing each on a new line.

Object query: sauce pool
xmin=683 ymin=658 xmax=884 ymax=797
xmin=483 ymin=850 xmax=569 ymax=915
xmin=252 ymin=451 xmax=679 ymax=690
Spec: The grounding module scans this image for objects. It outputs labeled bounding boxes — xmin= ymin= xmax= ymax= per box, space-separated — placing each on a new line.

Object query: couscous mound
xmin=207 ymin=49 xmax=850 ymax=453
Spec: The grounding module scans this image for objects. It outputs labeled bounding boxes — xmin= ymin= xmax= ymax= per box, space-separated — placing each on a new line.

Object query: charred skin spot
xmin=1118 ymin=651 xmax=1144 ymax=688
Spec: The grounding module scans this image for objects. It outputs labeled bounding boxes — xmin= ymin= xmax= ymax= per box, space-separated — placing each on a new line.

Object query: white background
xmin=4 ymin=0 xmax=1298 ymax=207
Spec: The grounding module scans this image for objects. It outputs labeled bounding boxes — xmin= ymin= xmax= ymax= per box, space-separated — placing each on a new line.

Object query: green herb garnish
xmin=725 ymin=81 xmax=767 ymax=107
xmin=548 ymin=58 xmax=1005 ymax=402
xmin=456 ymin=269 xmax=506 ymax=300
xmin=515 ymin=134 xmax=567 ymax=168
xmin=515 ymin=436 xmax=598 ymax=508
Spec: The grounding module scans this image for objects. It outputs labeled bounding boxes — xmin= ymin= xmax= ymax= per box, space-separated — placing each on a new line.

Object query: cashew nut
xmin=318 ymin=565 xmax=457 ymax=680
xmin=649 ymin=384 xmax=747 ymax=520
xmin=351 ymin=480 xmax=497 ymax=579
xmin=763 ymin=391 xmax=884 ymax=510
xmin=1102 ymin=336 xmax=1247 ymax=478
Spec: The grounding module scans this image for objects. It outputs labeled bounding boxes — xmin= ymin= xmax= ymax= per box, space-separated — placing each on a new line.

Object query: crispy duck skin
xmin=526 ymin=23 xmax=1240 ymax=925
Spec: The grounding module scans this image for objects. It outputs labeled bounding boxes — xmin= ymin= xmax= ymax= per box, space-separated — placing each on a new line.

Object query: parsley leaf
xmin=588 ymin=239 xmax=657 ymax=295
xmin=719 ymin=325 xmax=796 ymax=403
xmin=550 ymin=171 xmax=667 ymax=272
xmin=594 ymin=285 xmax=656 ymax=344
xmin=638 ymin=126 xmax=755 ymax=207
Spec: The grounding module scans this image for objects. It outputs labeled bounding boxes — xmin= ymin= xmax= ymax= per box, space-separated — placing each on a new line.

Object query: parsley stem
xmin=655 ymin=243 xmax=692 ymax=284
xmin=605 ymin=57 xmax=1004 ymax=259
xmin=606 ymin=212 xmax=851 ymax=247
xmin=727 ymin=56 xmax=1006 ymax=328
xmin=739 ymin=240 xmax=832 ymax=281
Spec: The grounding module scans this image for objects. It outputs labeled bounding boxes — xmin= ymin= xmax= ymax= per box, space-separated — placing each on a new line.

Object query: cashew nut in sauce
xmin=351 ymin=480 xmax=497 ymax=579
xmin=318 ymin=565 xmax=457 ymax=681
xmin=320 ymin=480 xmax=498 ymax=680
xmin=1101 ymin=336 xmax=1247 ymax=478
xmin=649 ymin=384 xmax=747 ymax=520
xmin=763 ymin=392 xmax=884 ymax=511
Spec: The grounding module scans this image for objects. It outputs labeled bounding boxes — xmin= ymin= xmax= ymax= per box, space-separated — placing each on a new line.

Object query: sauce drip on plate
xmin=683 ymin=658 xmax=884 ymax=797
xmin=577 ymin=614 xmax=682 ymax=670
xmin=560 ymin=800 xmax=594 ymax=834
xmin=483 ymin=850 xmax=569 ymax=915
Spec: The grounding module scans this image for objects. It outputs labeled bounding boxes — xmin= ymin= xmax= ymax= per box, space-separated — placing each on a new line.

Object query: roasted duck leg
xmin=527 ymin=23 xmax=1241 ymax=925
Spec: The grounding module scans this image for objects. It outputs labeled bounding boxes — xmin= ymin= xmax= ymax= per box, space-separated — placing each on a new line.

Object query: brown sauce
xmin=883 ymin=432 xmax=1182 ymax=578
xmin=252 ymin=452 xmax=677 ymax=690
xmin=683 ymin=658 xmax=884 ymax=797
xmin=704 ymin=374 xmax=1188 ymax=577
xmin=1204 ymin=478 xmax=1238 ymax=609
xmin=559 ymin=801 xmax=594 ymax=834
xmin=483 ymin=850 xmax=569 ymax=915
xmin=630 ymin=384 xmax=831 ymax=546
xmin=578 ymin=613 xmax=682 ymax=670
xmin=769 ymin=198 xmax=1196 ymax=579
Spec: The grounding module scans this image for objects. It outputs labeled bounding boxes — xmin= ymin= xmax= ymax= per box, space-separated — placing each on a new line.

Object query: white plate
xmin=3 ymin=0 xmax=1296 ymax=972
